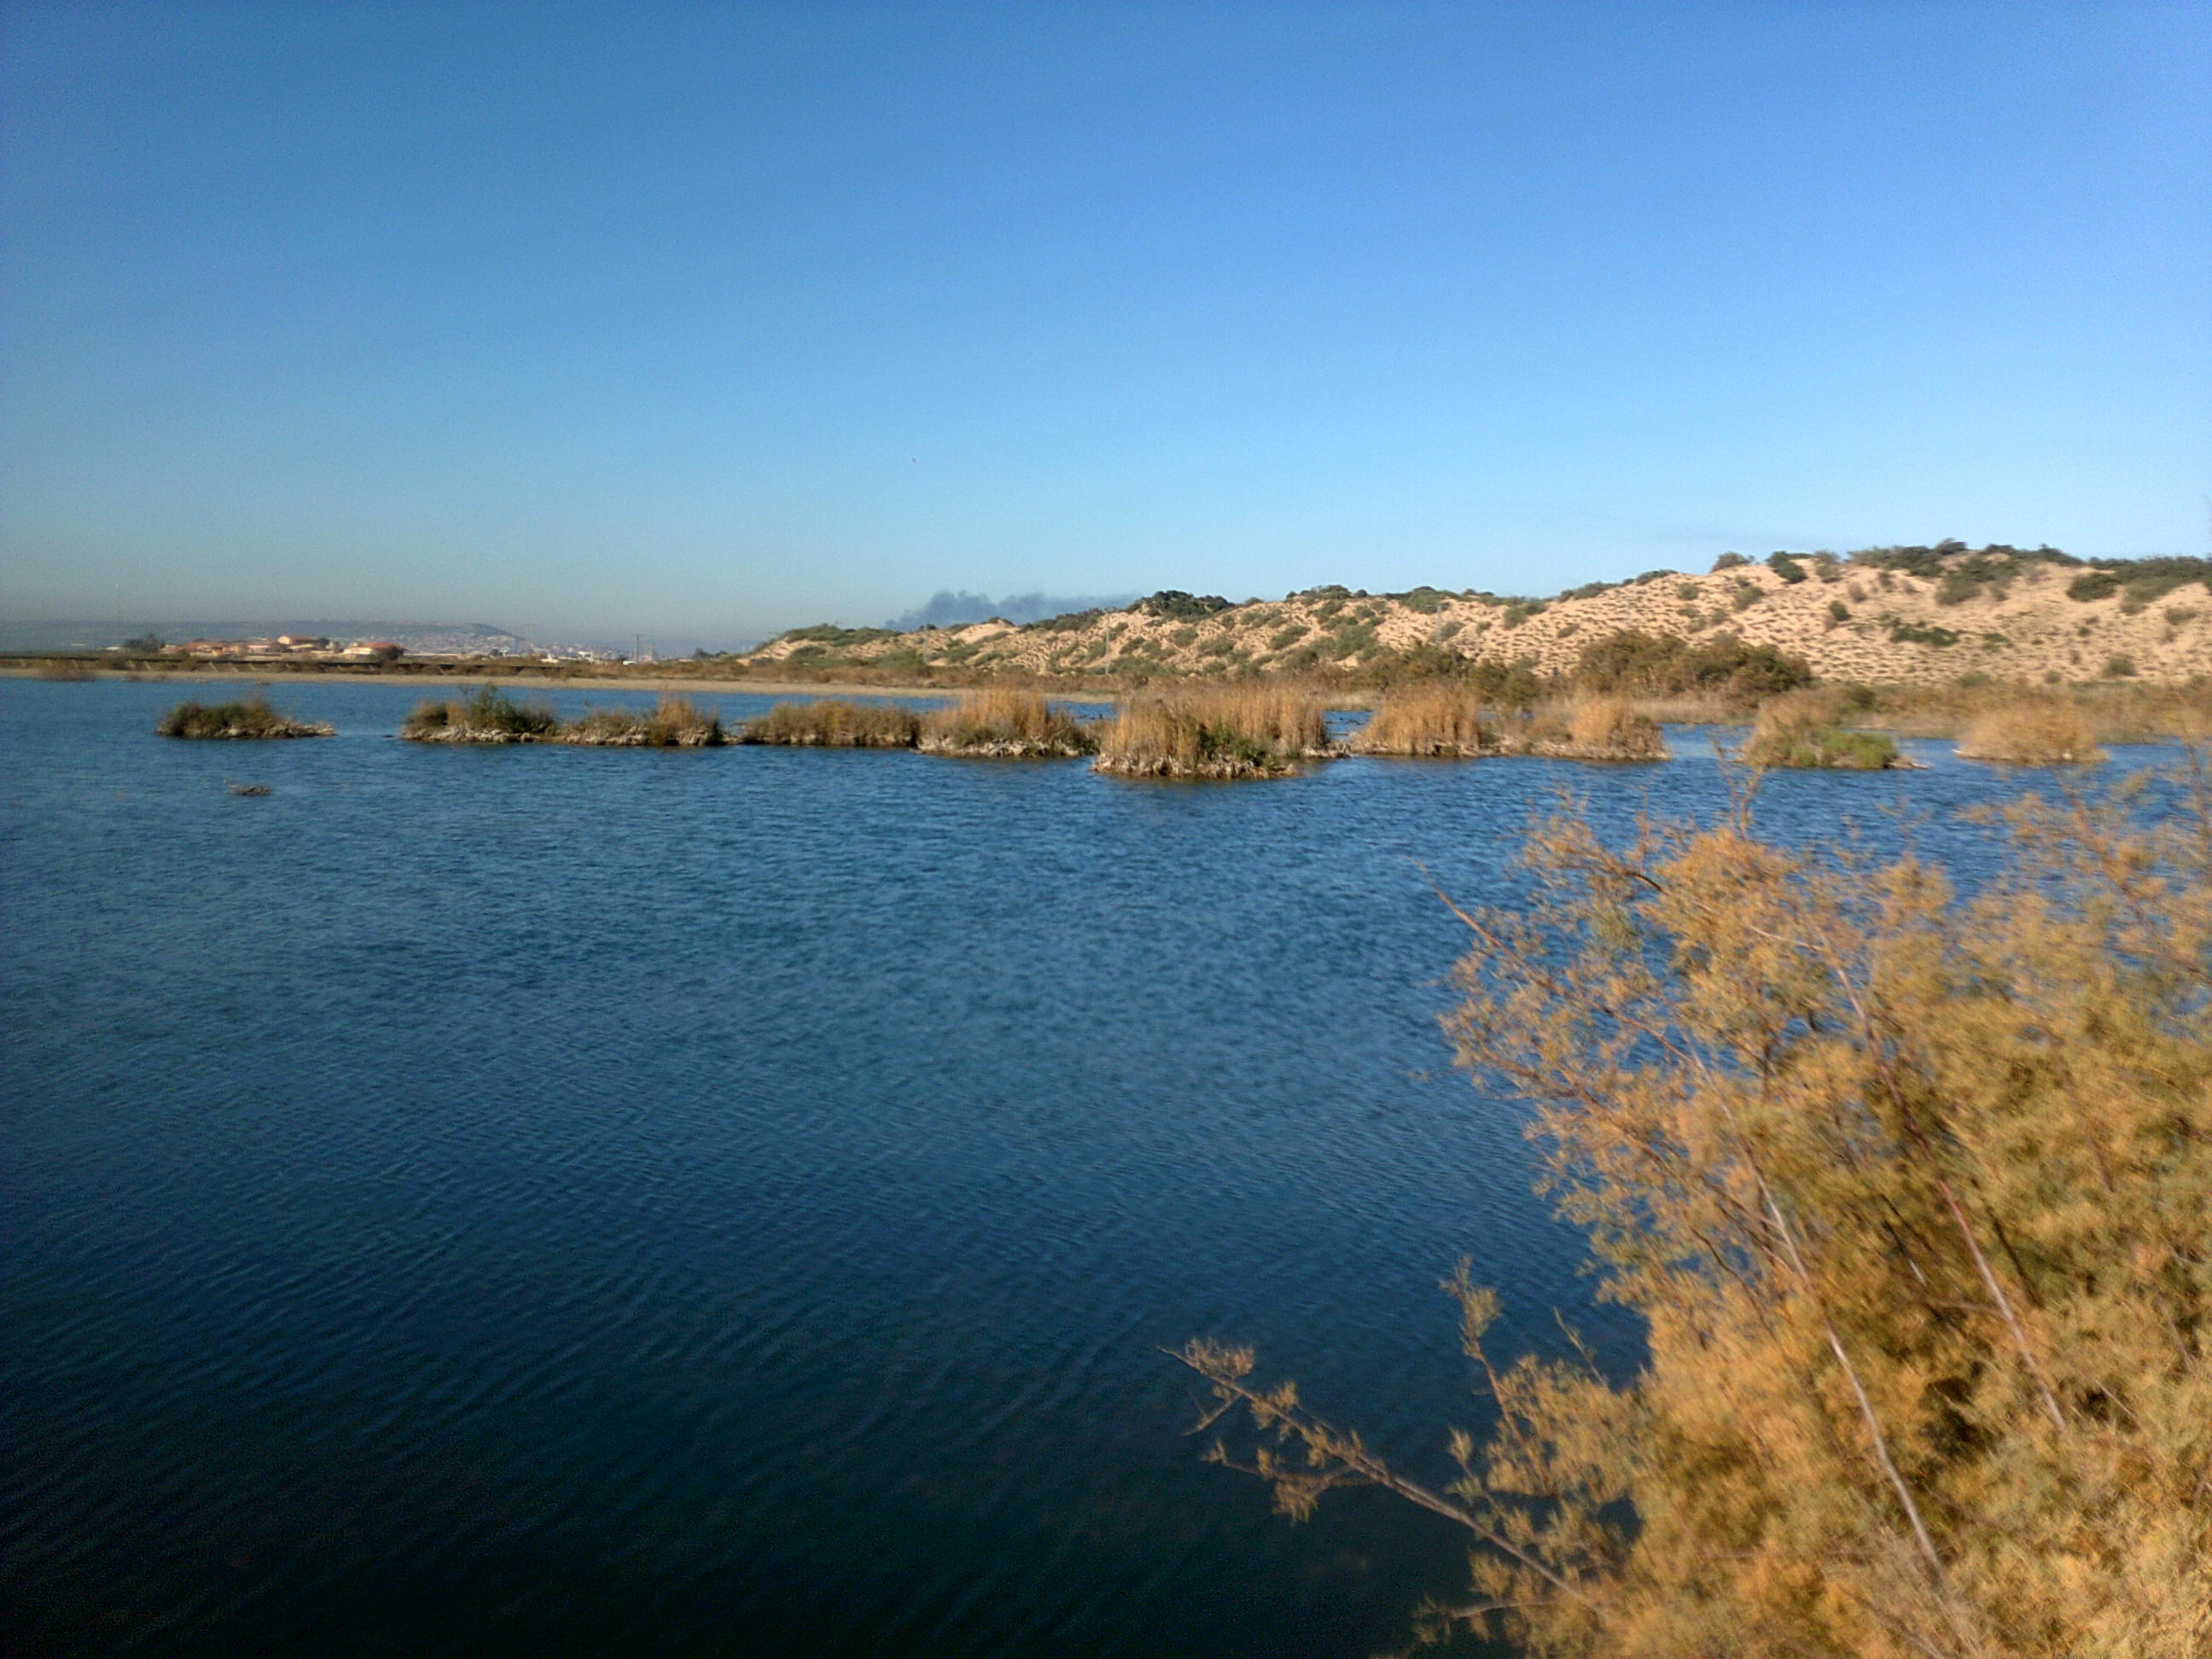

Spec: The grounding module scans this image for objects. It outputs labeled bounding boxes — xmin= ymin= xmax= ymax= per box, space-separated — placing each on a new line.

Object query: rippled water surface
xmin=1 ymin=679 xmax=2173 ymax=1657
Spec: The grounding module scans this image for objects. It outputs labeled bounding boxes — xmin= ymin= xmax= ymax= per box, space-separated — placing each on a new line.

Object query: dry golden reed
xmin=1185 ymin=771 xmax=2212 ymax=1657
xmin=739 ymin=699 xmax=923 ymax=748
xmin=1956 ymin=696 xmax=2103 ymax=765
xmin=1495 ymin=696 xmax=1667 ymax=761
xmin=1854 ymin=678 xmax=2212 ymax=744
xmin=917 ymin=689 xmax=1097 ymax=756
xmin=1093 ymin=683 xmax=1328 ymax=777
xmin=1352 ymin=685 xmax=1495 ymax=756
xmin=568 ymin=694 xmax=726 ymax=746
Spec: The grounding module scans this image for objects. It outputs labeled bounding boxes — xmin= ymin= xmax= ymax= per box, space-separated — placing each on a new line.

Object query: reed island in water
xmin=156 ymin=672 xmax=2132 ymax=779
xmin=156 ymin=691 xmax=333 ymax=739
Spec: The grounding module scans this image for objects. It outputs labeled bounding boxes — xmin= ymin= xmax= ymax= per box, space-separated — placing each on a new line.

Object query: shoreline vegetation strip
xmin=161 ymin=681 xmax=2120 ymax=774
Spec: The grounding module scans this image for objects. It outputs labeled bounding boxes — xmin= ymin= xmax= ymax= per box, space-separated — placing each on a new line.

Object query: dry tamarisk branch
xmin=1182 ymin=765 xmax=2212 ymax=1658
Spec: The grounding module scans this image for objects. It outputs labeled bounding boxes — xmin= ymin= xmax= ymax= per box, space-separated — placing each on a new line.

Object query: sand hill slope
xmin=745 ymin=548 xmax=2212 ymax=686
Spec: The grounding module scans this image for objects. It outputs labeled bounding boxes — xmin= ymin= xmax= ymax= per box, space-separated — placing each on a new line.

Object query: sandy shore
xmin=1 ymin=665 xmax=1394 ymax=707
xmin=0 ymin=665 xmax=975 ymax=700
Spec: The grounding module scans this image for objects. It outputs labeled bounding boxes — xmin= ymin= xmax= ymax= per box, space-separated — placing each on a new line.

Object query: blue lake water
xmin=0 ymin=678 xmax=2173 ymax=1657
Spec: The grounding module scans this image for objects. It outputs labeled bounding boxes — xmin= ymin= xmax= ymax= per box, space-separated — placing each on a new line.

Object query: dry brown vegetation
xmin=158 ymin=691 xmax=332 ymax=739
xmin=1352 ymin=685 xmax=1497 ymax=756
xmin=1184 ymin=771 xmax=2212 ymax=1656
xmin=567 ymin=694 xmax=726 ymax=747
xmin=1495 ymin=696 xmax=1668 ymax=762
xmin=400 ymin=686 xmax=562 ymax=742
xmin=738 ymin=698 xmax=923 ymax=748
xmin=1738 ymin=689 xmax=1906 ymax=770
xmin=1351 ymin=688 xmax=1668 ymax=763
xmin=396 ymin=688 xmax=726 ymax=746
xmin=917 ymin=689 xmax=1097 ymax=757
xmin=1956 ymin=696 xmax=2104 ymax=765
xmin=1859 ymin=678 xmax=2211 ymax=744
xmin=1092 ymin=684 xmax=1329 ymax=777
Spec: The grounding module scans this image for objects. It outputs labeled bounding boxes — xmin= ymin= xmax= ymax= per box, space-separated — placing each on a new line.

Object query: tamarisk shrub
xmin=1183 ymin=762 xmax=2212 ymax=1658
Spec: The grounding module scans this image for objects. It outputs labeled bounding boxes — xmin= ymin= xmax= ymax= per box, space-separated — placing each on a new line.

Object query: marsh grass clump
xmin=740 ymin=699 xmax=923 ymax=748
xmin=158 ymin=692 xmax=332 ymax=739
xmin=1957 ymin=696 xmax=2104 ymax=765
xmin=917 ymin=690 xmax=1096 ymax=757
xmin=400 ymin=699 xmax=455 ymax=736
xmin=1351 ymin=685 xmax=1496 ymax=757
xmin=1739 ymin=689 xmax=1906 ymax=770
xmin=402 ymin=690 xmax=723 ymax=747
xmin=1861 ymin=680 xmax=2209 ymax=745
xmin=1092 ymin=684 xmax=1328 ymax=778
xmin=399 ymin=685 xmax=560 ymax=742
xmin=568 ymin=694 xmax=726 ymax=747
xmin=1184 ymin=771 xmax=2212 ymax=1657
xmin=1495 ymin=695 xmax=1667 ymax=761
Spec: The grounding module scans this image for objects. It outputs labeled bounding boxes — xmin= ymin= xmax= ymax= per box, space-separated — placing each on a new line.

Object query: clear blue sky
xmin=3 ymin=2 xmax=2206 ymax=646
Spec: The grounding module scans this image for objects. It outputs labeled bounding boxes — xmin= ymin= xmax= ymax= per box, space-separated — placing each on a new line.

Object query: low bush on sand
xmin=1351 ymin=685 xmax=1495 ymax=757
xmin=400 ymin=685 xmax=561 ymax=742
xmin=1093 ymin=684 xmax=1329 ymax=778
xmin=158 ymin=692 xmax=332 ymax=739
xmin=918 ymin=690 xmax=1096 ymax=757
xmin=1495 ymin=696 xmax=1668 ymax=761
xmin=1574 ymin=630 xmax=1813 ymax=705
xmin=739 ymin=699 xmax=923 ymax=748
xmin=568 ymin=694 xmax=726 ymax=747
xmin=1957 ymin=697 xmax=2104 ymax=765
xmin=1738 ymin=690 xmax=1905 ymax=770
